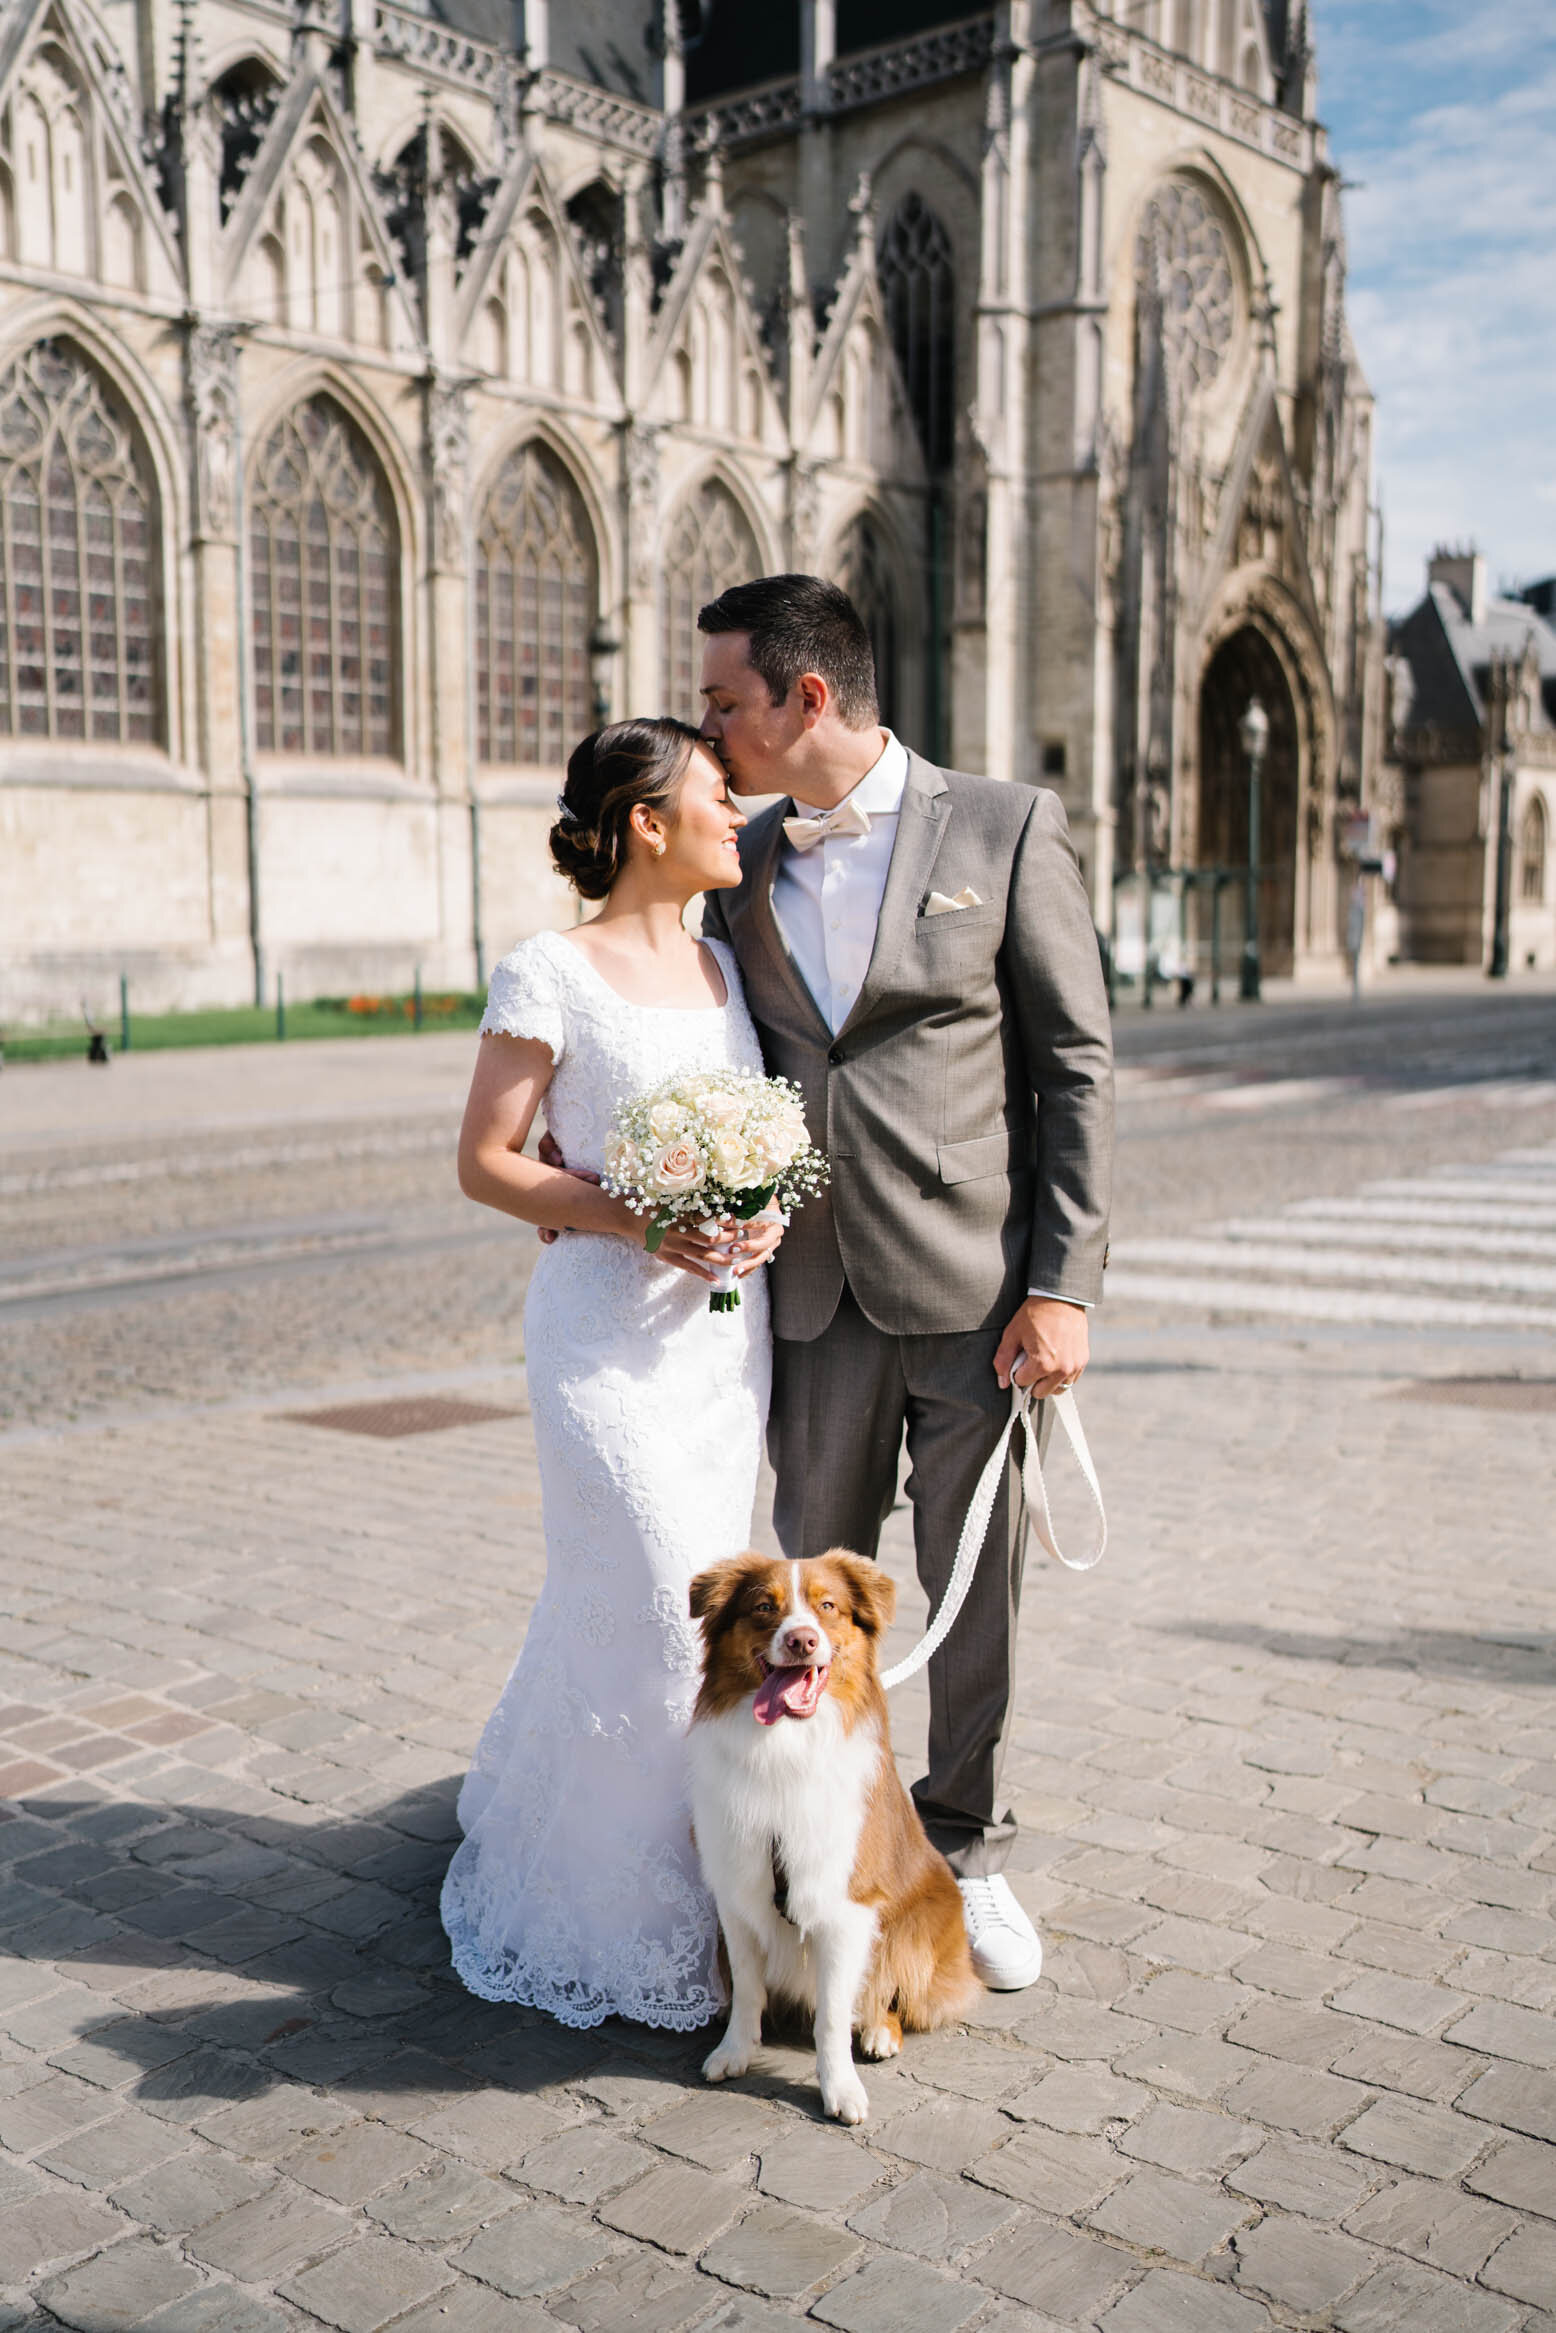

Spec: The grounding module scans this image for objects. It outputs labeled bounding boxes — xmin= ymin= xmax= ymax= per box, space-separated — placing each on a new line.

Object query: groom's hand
xmin=994 ymin=1297 xmax=1089 ymax=1396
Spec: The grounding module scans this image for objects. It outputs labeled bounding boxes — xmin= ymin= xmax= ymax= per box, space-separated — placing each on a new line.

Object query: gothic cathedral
xmin=0 ymin=0 xmax=1379 ymax=1015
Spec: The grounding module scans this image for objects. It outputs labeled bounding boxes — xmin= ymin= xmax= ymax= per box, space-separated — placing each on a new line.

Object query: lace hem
xmin=445 ymin=1925 xmax=724 ymax=2032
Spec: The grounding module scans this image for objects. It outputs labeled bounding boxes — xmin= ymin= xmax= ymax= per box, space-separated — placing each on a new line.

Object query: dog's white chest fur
xmin=687 ymin=1697 xmax=881 ymax=2000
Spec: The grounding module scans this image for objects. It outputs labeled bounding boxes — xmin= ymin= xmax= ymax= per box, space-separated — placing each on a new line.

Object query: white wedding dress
xmin=441 ymin=927 xmax=770 ymax=2030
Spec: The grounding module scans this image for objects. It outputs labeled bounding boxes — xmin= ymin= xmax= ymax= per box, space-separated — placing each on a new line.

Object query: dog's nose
xmin=781 ymin=1625 xmax=820 ymax=1662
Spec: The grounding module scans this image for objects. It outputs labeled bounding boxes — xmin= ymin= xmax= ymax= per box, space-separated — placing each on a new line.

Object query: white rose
xmin=647 ymin=1100 xmax=685 ymax=1140
xmin=710 ymin=1132 xmax=754 ymax=1184
xmin=651 ymin=1139 xmax=705 ymax=1194
xmin=700 ymin=1088 xmax=745 ymax=1130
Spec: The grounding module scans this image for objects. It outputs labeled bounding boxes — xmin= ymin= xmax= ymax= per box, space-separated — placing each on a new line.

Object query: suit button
xmin=827 ymin=1046 xmax=843 ymax=1066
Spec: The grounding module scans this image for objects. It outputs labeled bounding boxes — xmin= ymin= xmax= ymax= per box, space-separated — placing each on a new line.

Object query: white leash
xmin=879 ymin=1385 xmax=1107 ymax=1693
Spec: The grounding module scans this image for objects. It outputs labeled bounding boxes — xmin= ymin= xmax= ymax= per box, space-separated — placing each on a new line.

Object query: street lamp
xmin=1238 ymin=695 xmax=1269 ymax=1002
xmin=587 ymin=619 xmax=621 ymax=729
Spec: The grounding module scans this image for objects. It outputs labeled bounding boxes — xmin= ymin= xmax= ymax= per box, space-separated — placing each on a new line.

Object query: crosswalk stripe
xmin=1384 ymin=1080 xmax=1556 ymax=1112
xmin=1200 ymin=1077 xmax=1361 ymax=1112
xmin=1118 ymin=1238 xmax=1556 ymax=1298
xmin=1106 ymin=1271 xmax=1556 ymax=1331
xmin=1221 ymin=1218 xmax=1556 ymax=1259
xmin=1286 ymin=1197 xmax=1556 ymax=1229
xmin=1364 ymin=1176 xmax=1556 ymax=1205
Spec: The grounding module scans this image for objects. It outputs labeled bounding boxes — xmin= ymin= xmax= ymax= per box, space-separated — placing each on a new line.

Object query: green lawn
xmin=1 ymin=992 xmax=485 ymax=1062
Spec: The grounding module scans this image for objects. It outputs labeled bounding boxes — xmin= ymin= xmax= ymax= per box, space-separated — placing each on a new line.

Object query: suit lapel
xmin=837 ymin=754 xmax=951 ymax=1039
xmin=740 ymin=805 xmax=833 ymax=1040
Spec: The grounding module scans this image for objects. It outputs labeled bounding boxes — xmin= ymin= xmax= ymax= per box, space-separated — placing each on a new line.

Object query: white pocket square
xmin=924 ymin=886 xmax=984 ymax=916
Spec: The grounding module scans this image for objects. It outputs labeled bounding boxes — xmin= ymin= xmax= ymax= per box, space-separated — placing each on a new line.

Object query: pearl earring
xmin=653 ymin=837 xmax=666 ymax=857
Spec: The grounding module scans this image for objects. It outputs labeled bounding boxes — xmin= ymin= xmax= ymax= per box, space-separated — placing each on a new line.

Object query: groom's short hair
xmin=697 ymin=574 xmax=879 ymax=730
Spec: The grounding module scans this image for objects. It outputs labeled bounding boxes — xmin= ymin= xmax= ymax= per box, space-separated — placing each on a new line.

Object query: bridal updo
xmin=549 ymin=717 xmax=708 ymax=901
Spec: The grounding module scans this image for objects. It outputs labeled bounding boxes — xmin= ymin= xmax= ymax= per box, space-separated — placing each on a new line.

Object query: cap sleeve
xmin=479 ymin=938 xmax=566 ymax=1063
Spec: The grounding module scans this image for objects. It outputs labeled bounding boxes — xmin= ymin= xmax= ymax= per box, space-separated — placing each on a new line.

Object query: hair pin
xmin=556 ymin=795 xmax=580 ymax=825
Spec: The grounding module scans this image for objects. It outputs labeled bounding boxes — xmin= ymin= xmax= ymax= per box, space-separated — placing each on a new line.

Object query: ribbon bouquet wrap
xmin=601 ymin=1069 xmax=830 ymax=1312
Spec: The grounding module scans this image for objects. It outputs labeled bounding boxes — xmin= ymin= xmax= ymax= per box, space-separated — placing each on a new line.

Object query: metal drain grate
xmin=283 ymin=1395 xmax=523 ymax=1438
xmin=1396 ymin=1378 xmax=1556 ymax=1413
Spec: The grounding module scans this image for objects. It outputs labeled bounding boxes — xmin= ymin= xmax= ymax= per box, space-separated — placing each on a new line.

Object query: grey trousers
xmin=768 ymin=1285 xmax=1035 ymax=1878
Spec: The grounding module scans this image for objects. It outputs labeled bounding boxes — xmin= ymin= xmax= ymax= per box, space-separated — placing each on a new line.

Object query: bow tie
xmin=782 ymin=798 xmax=872 ymax=851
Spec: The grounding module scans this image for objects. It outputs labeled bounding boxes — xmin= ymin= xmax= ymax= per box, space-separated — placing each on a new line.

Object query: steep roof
xmin=1389 ymin=580 xmax=1556 ymax=740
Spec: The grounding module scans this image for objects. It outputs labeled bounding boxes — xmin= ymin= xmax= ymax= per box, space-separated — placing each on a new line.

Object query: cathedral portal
xmin=1196 ymin=624 xmax=1301 ymax=980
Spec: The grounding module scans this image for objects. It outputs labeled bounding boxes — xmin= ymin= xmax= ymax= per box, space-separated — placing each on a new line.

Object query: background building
xmin=0 ymin=0 xmax=1380 ymax=1019
xmin=1383 ymin=551 xmax=1556 ymax=973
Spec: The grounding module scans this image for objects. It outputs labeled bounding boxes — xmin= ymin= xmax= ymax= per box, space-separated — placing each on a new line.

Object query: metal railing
xmin=1104 ymin=865 xmax=1276 ymax=1009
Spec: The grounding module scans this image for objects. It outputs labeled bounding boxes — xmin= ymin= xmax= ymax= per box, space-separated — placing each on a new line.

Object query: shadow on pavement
xmin=1164 ymin=1618 xmax=1555 ymax=1685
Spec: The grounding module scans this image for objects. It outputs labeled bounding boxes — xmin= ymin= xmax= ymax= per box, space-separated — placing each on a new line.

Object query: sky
xmin=1307 ymin=0 xmax=1555 ymax=614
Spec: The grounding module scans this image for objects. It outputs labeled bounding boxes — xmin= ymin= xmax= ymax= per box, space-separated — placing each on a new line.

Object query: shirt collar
xmin=789 ymin=730 xmax=907 ymax=822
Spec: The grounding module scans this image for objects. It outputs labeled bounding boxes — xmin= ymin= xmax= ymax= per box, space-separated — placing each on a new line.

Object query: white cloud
xmin=1310 ymin=0 xmax=1555 ymax=607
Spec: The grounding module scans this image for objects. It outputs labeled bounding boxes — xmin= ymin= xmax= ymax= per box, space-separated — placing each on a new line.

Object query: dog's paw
xmin=856 ymin=2022 xmax=901 ymax=2062
xmin=703 ymin=2039 xmax=753 ymax=2086
xmin=821 ymin=2068 xmax=870 ymax=2124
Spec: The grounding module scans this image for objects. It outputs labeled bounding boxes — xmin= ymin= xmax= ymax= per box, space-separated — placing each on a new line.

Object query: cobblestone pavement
xmin=2 ymin=979 xmax=1555 ymax=2331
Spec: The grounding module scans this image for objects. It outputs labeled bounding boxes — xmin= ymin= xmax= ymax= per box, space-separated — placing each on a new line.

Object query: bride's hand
xmin=730 ymin=1204 xmax=786 ymax=1278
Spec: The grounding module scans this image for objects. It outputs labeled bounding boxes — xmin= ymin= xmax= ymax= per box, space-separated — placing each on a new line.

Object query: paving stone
xmin=1340 ymin=2094 xmax=1490 ymax=2178
xmin=195 ymin=2089 xmax=357 ymax=2159
xmin=1456 ymin=2062 xmax=1556 ymax=2142
xmin=1333 ymin=2258 xmax=1523 ymax=2332
xmin=36 ymin=2236 xmax=203 ymax=2331
xmin=900 ymin=2033 xmax=1032 ymax=2101
xmin=129 ymin=2045 xmax=269 ymax=2124
xmin=1446 ymin=2002 xmax=1556 ymax=2069
xmin=455 ymin=2199 xmax=616 ymax=2297
xmin=870 ymin=2096 xmax=1011 ymax=2173
xmin=1342 ymin=2177 xmax=1518 ymax=2277
xmin=549 ymin=2244 xmax=715 ymax=2331
xmin=1089 ymin=2167 xmax=1253 ymax=2263
xmin=1227 ymin=1998 xmax=1354 ymax=2068
xmin=595 ymin=2161 xmax=744 ymax=2253
xmin=691 ymin=2301 xmax=799 ymax=2333
xmin=846 ymin=2170 xmax=1019 ymax=2260
xmin=110 ymin=2142 xmax=274 ymax=2235
xmin=1003 ymin=2066 xmax=1144 ymax=2135
xmin=184 ymin=2180 xmax=349 ymax=2279
xmin=1013 ymin=1999 xmax=1156 ymax=2058
xmin=279 ymin=2121 xmax=434 ymax=2204
xmin=0 ymin=2070 xmax=112 ymax=2152
xmin=571 ymin=2066 xmax=691 ymax=2123
xmin=1222 ymin=2058 xmax=1371 ymax=2136
xmin=1229 ymin=2132 xmax=1378 ymax=2220
xmin=1113 ymin=2033 xmax=1250 ymax=2101
xmin=1329 ymin=2028 xmax=1478 ymax=2104
xmin=1097 ymin=2266 xmax=1273 ymax=2330
xmin=974 ymin=2218 xmax=1135 ymax=2318
xmin=0 ymin=2181 xmax=124 ymax=2280
xmin=811 ymin=2253 xmax=986 ymax=2333
xmin=1117 ymin=1971 xmax=1250 ymax=2036
xmin=365 ymin=2158 xmax=518 ymax=2244
xmin=640 ymin=2091 xmax=777 ymax=2170
xmin=1230 ymin=2213 xmax=1379 ymax=2314
xmin=409 ymin=2090 xmax=566 ymax=2172
xmin=513 ymin=2124 xmax=653 ymax=2205
xmin=1466 ymin=2135 xmax=1556 ymax=2217
xmin=754 ymin=2127 xmax=885 ymax=2211
xmin=698 ymin=2201 xmax=861 ymax=2298
xmin=39 ymin=2103 xmax=189 ymax=2189
xmin=1481 ymin=2221 xmax=1556 ymax=2310
xmin=385 ymin=2283 xmax=555 ymax=2333
xmin=140 ymin=2284 xmax=294 ymax=2333
xmin=1330 ymin=1975 xmax=1469 ymax=2036
xmin=48 ymin=2021 xmax=195 ymax=2091
xmin=1118 ymin=2100 xmax=1261 ymax=2176
xmin=969 ymin=2124 xmax=1123 ymax=2218
xmin=280 ymin=2233 xmax=455 ymax=2331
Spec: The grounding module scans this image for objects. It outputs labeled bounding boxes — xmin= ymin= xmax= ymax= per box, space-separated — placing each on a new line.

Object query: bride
xmin=440 ymin=716 xmax=782 ymax=2031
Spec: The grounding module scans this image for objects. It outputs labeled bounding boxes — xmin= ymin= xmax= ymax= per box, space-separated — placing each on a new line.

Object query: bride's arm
xmin=457 ymin=1035 xmax=639 ymax=1237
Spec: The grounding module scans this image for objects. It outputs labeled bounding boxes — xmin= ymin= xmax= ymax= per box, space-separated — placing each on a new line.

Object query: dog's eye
xmin=817 ymin=1598 xmax=836 ymax=1614
xmin=752 ymin=1600 xmax=777 ymax=1620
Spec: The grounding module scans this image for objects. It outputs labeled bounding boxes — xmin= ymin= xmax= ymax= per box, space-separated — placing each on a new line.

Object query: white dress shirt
xmin=769 ymin=733 xmax=1085 ymax=1311
xmin=770 ymin=731 xmax=906 ymax=1034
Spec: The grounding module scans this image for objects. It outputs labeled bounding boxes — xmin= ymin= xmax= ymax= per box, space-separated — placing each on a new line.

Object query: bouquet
xmin=602 ymin=1069 xmax=829 ymax=1312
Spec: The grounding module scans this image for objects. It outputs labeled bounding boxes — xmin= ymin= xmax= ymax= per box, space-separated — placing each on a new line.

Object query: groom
xmin=698 ymin=574 xmax=1113 ymax=1990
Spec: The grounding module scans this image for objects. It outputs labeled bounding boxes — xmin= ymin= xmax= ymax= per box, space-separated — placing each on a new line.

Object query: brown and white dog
xmin=686 ymin=1549 xmax=978 ymax=2123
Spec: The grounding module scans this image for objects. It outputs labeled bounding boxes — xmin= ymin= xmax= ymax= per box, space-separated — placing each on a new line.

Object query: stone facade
xmin=1382 ymin=551 xmax=1556 ymax=973
xmin=0 ymin=0 xmax=1380 ymax=1021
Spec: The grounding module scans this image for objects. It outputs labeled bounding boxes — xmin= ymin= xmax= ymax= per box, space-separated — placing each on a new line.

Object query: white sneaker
xmin=958 ymin=1874 xmax=1043 ymax=1991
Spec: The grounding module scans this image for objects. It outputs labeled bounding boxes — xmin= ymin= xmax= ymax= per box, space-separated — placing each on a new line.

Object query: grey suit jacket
xmin=703 ymin=753 xmax=1114 ymax=1342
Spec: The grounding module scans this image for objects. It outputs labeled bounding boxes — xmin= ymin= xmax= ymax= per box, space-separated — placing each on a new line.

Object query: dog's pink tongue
xmin=753 ymin=1664 xmax=827 ymax=1726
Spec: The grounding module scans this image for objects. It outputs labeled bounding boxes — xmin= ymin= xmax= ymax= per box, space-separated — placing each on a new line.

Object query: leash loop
xmin=879 ymin=1386 xmax=1106 ymax=1693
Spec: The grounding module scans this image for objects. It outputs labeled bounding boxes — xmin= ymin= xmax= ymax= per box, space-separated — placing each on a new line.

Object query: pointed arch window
xmin=660 ymin=480 xmax=760 ymax=720
xmin=0 ymin=339 xmax=161 ymax=743
xmin=833 ymin=511 xmax=899 ymax=730
xmin=475 ymin=441 xmax=596 ymax=769
xmin=1521 ymin=795 xmax=1548 ymax=903
xmin=876 ymin=193 xmax=956 ymax=472
xmin=249 ymin=395 xmax=398 ymax=759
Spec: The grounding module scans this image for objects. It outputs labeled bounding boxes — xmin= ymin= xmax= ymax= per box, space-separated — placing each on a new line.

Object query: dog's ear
xmin=689 ymin=1554 xmax=760 ymax=1626
xmin=827 ymin=1551 xmax=896 ymax=1634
